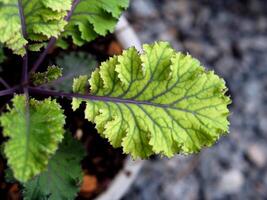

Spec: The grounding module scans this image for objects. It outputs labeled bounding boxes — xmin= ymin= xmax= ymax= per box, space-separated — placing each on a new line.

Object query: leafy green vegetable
xmin=0 ymin=0 xmax=70 ymax=55
xmin=31 ymin=65 xmax=62 ymax=86
xmin=0 ymin=0 xmax=129 ymax=55
xmin=24 ymin=133 xmax=85 ymax=200
xmin=72 ymin=42 xmax=231 ymax=159
xmin=60 ymin=0 xmax=129 ymax=46
xmin=0 ymin=95 xmax=65 ymax=182
xmin=52 ymin=52 xmax=97 ymax=92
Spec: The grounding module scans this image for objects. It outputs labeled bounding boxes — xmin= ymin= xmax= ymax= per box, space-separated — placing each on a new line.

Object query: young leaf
xmin=72 ymin=42 xmax=231 ymax=159
xmin=0 ymin=95 xmax=65 ymax=182
xmin=60 ymin=0 xmax=129 ymax=46
xmin=31 ymin=65 xmax=62 ymax=86
xmin=51 ymin=52 xmax=97 ymax=92
xmin=0 ymin=0 xmax=71 ymax=55
xmin=24 ymin=133 xmax=85 ymax=200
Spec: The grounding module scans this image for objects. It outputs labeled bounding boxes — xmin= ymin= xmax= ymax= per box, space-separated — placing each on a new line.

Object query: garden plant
xmin=0 ymin=0 xmax=231 ymax=199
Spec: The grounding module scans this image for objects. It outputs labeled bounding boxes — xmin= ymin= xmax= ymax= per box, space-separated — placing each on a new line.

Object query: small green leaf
xmin=72 ymin=42 xmax=231 ymax=159
xmin=0 ymin=95 xmax=65 ymax=182
xmin=28 ymin=43 xmax=47 ymax=52
xmin=31 ymin=65 xmax=62 ymax=86
xmin=23 ymin=133 xmax=85 ymax=200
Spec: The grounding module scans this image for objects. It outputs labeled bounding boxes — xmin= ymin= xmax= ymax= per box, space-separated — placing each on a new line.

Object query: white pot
xmin=94 ymin=16 xmax=144 ymax=200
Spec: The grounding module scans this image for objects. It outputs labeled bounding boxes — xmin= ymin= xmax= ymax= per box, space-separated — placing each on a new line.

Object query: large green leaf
xmin=0 ymin=95 xmax=65 ymax=182
xmin=72 ymin=42 xmax=231 ymax=159
xmin=24 ymin=133 xmax=85 ymax=200
xmin=0 ymin=0 xmax=71 ymax=55
xmin=60 ymin=0 xmax=129 ymax=46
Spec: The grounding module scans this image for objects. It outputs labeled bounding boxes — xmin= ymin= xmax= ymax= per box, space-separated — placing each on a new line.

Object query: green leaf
xmin=42 ymin=0 xmax=72 ymax=12
xmin=0 ymin=95 xmax=65 ymax=182
xmin=23 ymin=133 xmax=85 ymax=200
xmin=31 ymin=65 xmax=63 ymax=86
xmin=5 ymin=168 xmax=16 ymax=183
xmin=0 ymin=0 xmax=71 ymax=55
xmin=52 ymin=51 xmax=97 ymax=92
xmin=60 ymin=0 xmax=129 ymax=46
xmin=72 ymin=75 xmax=89 ymax=110
xmin=28 ymin=43 xmax=47 ymax=52
xmin=73 ymin=42 xmax=231 ymax=159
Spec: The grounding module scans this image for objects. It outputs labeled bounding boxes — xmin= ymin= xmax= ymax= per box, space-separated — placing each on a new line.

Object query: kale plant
xmin=0 ymin=0 xmax=230 ymax=199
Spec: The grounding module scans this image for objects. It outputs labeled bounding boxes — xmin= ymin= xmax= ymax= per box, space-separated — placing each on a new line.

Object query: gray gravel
xmin=123 ymin=0 xmax=267 ymax=199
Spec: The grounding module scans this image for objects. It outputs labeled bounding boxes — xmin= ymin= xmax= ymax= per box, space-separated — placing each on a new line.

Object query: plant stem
xmin=18 ymin=0 xmax=27 ymax=38
xmin=65 ymin=0 xmax=80 ymax=21
xmin=0 ymin=78 xmax=10 ymax=89
xmin=30 ymin=38 xmax=56 ymax=74
xmin=28 ymin=87 xmax=171 ymax=108
xmin=18 ymin=0 xmax=31 ymax=156
xmin=30 ymin=0 xmax=80 ymax=74
xmin=29 ymin=87 xmax=101 ymax=101
xmin=18 ymin=0 xmax=29 ymax=88
xmin=0 ymin=86 xmax=20 ymax=97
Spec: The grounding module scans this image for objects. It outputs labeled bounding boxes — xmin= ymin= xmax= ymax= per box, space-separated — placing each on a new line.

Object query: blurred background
xmin=122 ymin=0 xmax=267 ymax=199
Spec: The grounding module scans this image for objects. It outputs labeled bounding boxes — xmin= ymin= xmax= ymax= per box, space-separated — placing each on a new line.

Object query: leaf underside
xmin=24 ymin=133 xmax=85 ymax=200
xmin=0 ymin=95 xmax=65 ymax=182
xmin=73 ymin=42 xmax=231 ymax=159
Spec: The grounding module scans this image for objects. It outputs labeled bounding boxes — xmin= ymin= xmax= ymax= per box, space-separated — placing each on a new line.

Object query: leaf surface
xmin=73 ymin=42 xmax=231 ymax=158
xmin=24 ymin=133 xmax=85 ymax=200
xmin=60 ymin=0 xmax=129 ymax=46
xmin=0 ymin=0 xmax=71 ymax=55
xmin=0 ymin=0 xmax=129 ymax=54
xmin=0 ymin=95 xmax=65 ymax=182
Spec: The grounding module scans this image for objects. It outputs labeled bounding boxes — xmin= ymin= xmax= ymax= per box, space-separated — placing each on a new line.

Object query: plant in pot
xmin=0 ymin=0 xmax=231 ymax=199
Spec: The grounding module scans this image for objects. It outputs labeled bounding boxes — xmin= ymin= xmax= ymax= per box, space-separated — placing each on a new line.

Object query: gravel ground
xmin=123 ymin=0 xmax=267 ymax=199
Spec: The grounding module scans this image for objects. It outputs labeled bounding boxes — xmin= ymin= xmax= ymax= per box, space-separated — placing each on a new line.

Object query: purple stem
xmin=30 ymin=0 xmax=80 ymax=74
xmin=18 ymin=0 xmax=27 ymax=38
xmin=18 ymin=0 xmax=30 ymax=137
xmin=30 ymin=37 xmax=56 ymax=73
xmin=28 ymin=87 xmax=165 ymax=108
xmin=0 ymin=78 xmax=11 ymax=89
xmin=65 ymin=0 xmax=80 ymax=21
xmin=0 ymin=86 xmax=20 ymax=97
xmin=18 ymin=0 xmax=29 ymax=86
